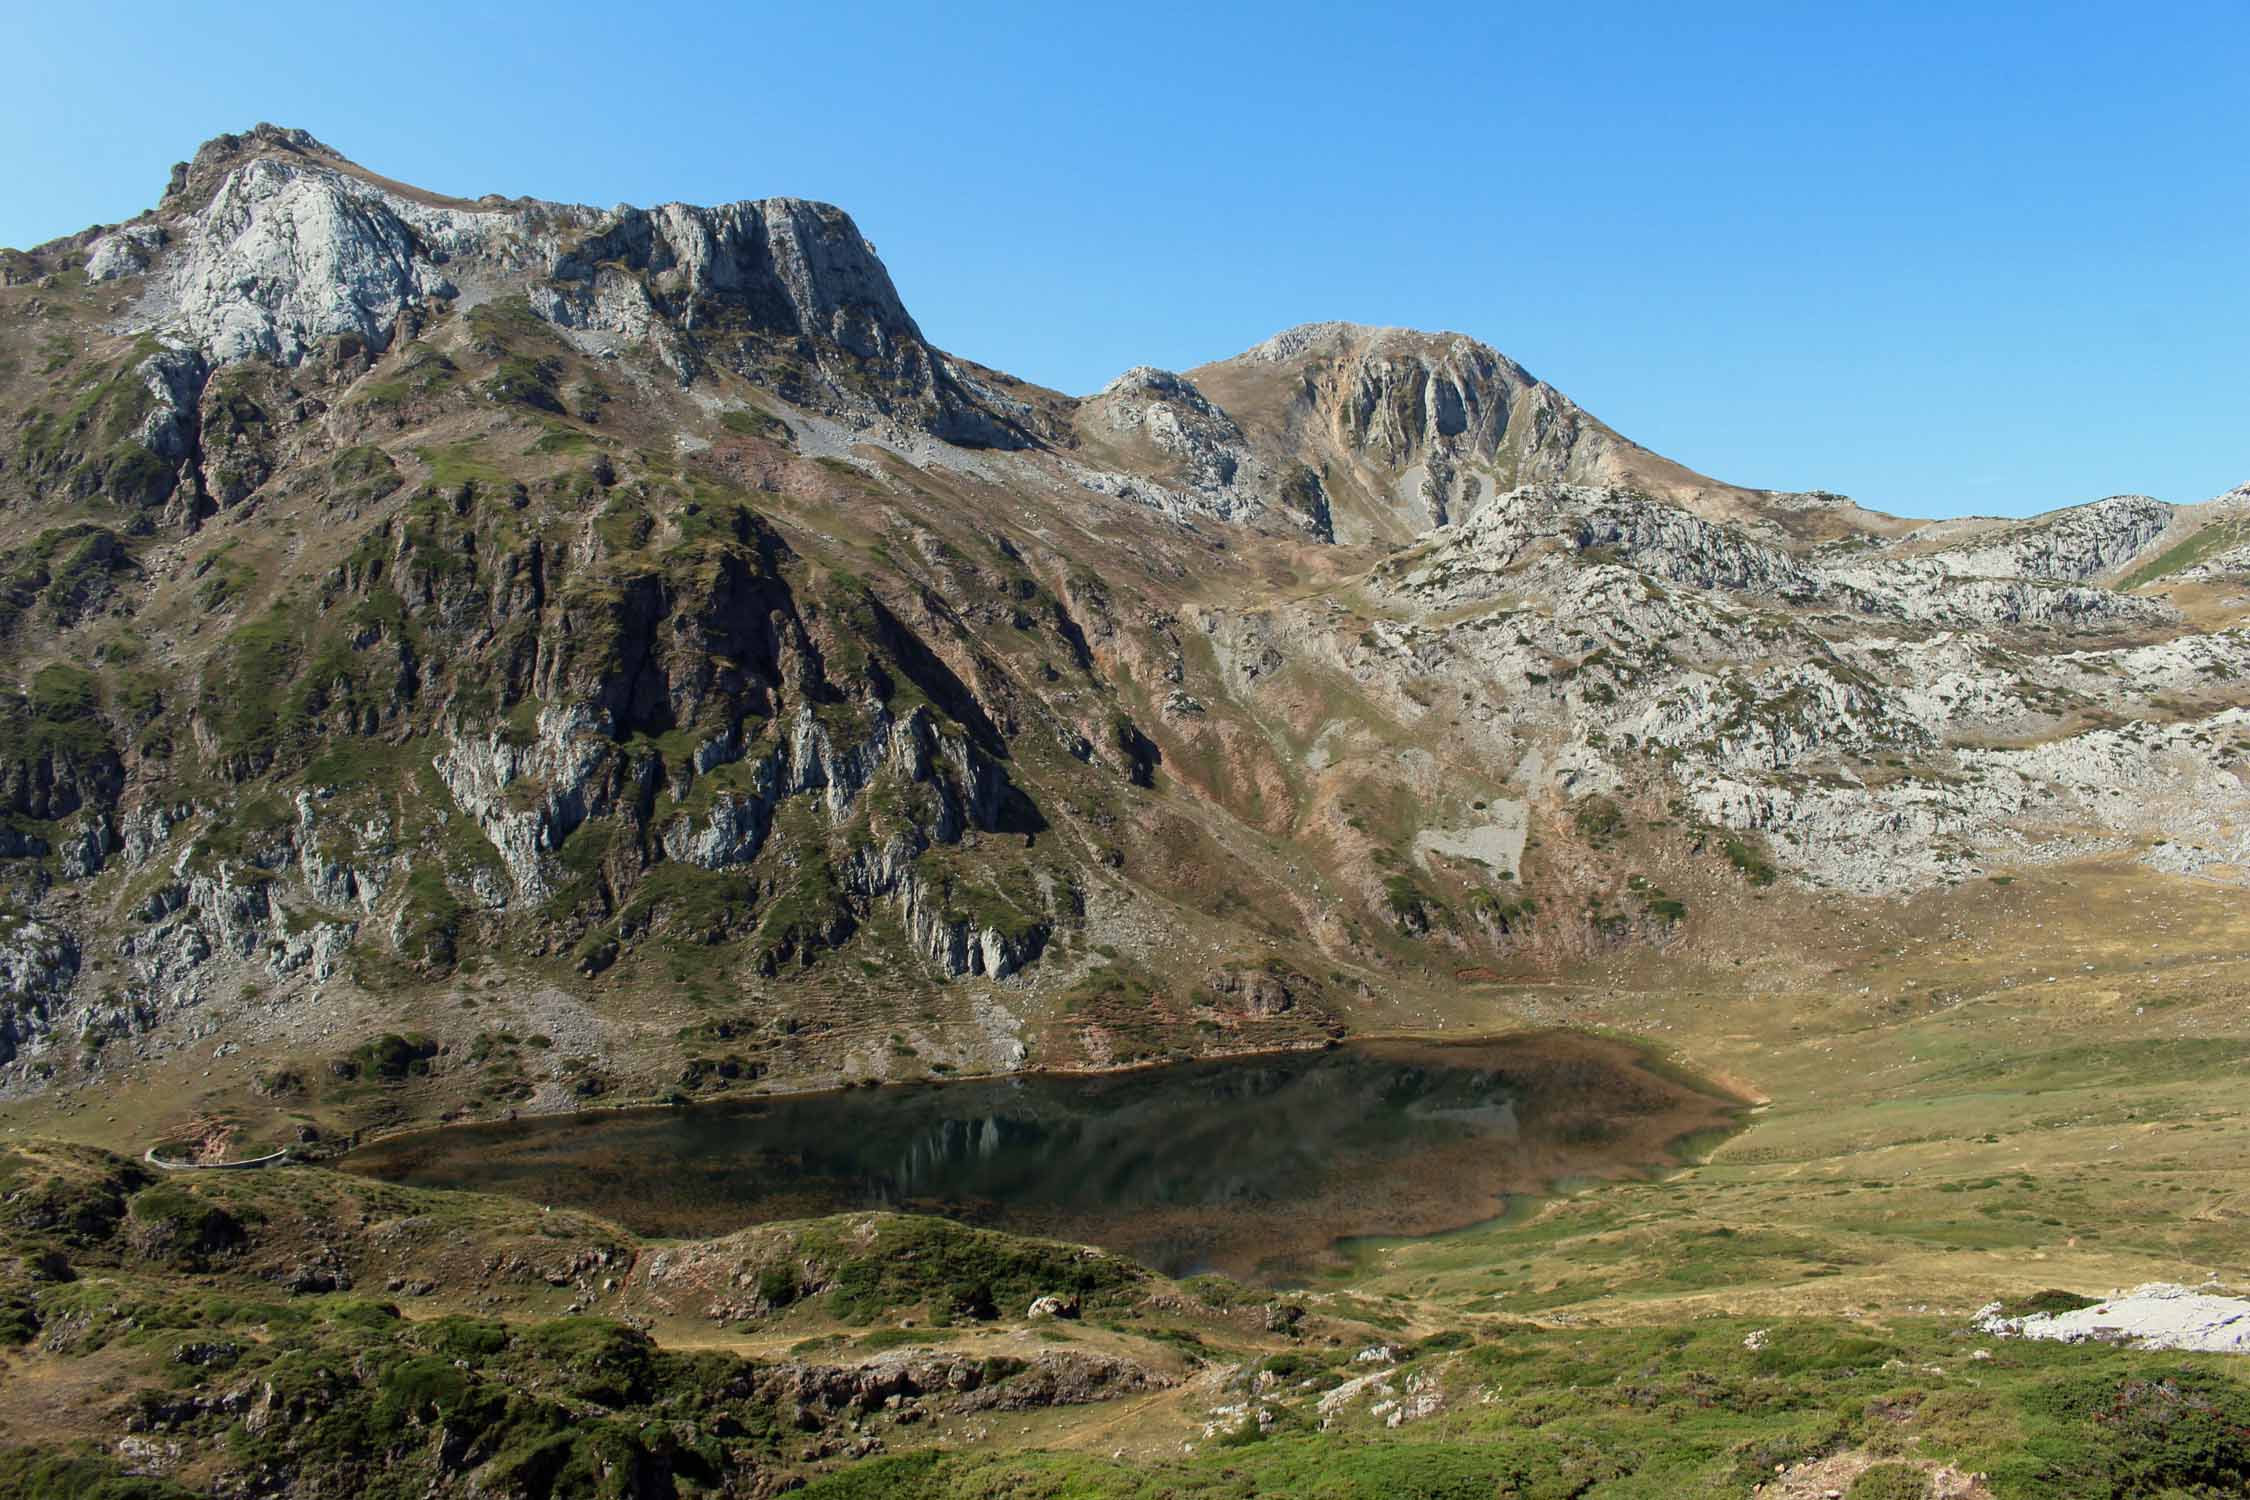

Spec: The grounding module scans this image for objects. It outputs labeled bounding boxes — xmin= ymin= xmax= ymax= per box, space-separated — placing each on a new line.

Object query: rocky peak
xmin=94 ymin=126 xmax=1040 ymax=448
xmin=146 ymin=149 xmax=493 ymax=363
xmin=1233 ymin=321 xmax=1452 ymax=366
xmin=1096 ymin=365 xmax=1206 ymax=401
xmin=1194 ymin=326 xmax=1871 ymax=543
xmin=1222 ymin=323 xmax=1557 ymax=479
xmin=1193 ymin=324 xmax=1639 ymax=538
xmin=160 ymin=123 xmax=350 ymax=214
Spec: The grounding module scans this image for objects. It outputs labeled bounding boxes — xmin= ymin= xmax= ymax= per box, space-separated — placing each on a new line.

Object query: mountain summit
xmin=0 ymin=126 xmax=2244 ymax=1118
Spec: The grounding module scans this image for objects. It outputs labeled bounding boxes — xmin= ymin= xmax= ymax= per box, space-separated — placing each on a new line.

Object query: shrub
xmin=1723 ymin=835 xmax=1780 ymax=886
xmin=124 ymin=1185 xmax=247 ymax=1268
xmin=813 ymin=1216 xmax=1142 ymax=1325
xmin=943 ymin=1278 xmax=998 ymax=1321
xmin=333 ymin=1032 xmax=439 ymax=1082
xmin=2013 ymin=1370 xmax=2250 ymax=1497
xmin=519 ymin=1318 xmax=656 ymax=1407
xmin=0 ymin=1448 xmax=199 ymax=1499
xmin=755 ymin=1265 xmax=798 ymax=1307
xmin=1998 ymin=1289 xmax=2099 ymax=1318
xmin=1573 ymin=795 xmax=1626 ymax=843
xmin=1849 ymin=1464 xmax=1929 ymax=1500
xmin=420 ymin=1315 xmax=510 ymax=1361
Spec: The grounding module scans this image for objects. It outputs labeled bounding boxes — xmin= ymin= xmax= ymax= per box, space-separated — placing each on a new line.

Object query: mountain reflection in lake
xmin=340 ymin=1032 xmax=1738 ymax=1281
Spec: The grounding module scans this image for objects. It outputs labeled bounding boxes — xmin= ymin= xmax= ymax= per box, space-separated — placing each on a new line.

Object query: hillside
xmin=0 ymin=122 xmax=2244 ymax=1150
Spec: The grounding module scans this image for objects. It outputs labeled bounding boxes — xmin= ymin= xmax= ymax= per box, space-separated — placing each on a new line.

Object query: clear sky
xmin=6 ymin=2 xmax=2245 ymax=518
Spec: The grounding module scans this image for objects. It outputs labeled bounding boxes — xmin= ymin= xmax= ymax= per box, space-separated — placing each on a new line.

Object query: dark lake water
xmin=340 ymin=1032 xmax=1738 ymax=1281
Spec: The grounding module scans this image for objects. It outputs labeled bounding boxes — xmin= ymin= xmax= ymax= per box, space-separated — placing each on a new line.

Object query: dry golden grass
xmin=1346 ymin=856 xmax=2250 ymax=1321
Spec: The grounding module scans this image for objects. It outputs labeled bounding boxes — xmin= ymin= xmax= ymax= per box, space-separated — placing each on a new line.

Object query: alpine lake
xmin=340 ymin=1031 xmax=1742 ymax=1284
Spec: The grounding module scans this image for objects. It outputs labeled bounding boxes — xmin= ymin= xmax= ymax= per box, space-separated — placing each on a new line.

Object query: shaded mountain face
xmin=1 ymin=125 xmax=2245 ymax=1119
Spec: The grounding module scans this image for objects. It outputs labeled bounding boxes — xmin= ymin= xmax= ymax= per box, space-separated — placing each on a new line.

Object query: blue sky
xmin=6 ymin=1 xmax=2245 ymax=518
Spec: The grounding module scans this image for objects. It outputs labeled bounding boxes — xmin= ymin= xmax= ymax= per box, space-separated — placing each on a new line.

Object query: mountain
xmin=0 ymin=123 xmax=2246 ymax=1133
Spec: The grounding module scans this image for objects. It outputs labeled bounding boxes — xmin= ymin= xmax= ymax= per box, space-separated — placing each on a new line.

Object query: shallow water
xmin=340 ymin=1032 xmax=1737 ymax=1281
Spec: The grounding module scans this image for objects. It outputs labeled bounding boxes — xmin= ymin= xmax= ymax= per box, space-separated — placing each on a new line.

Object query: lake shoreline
xmin=334 ymin=1029 xmax=1751 ymax=1282
xmin=318 ymin=1022 xmax=1751 ymax=1162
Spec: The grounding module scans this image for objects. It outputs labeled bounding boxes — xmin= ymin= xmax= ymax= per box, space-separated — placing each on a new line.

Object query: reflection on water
xmin=341 ymin=1033 xmax=1736 ymax=1281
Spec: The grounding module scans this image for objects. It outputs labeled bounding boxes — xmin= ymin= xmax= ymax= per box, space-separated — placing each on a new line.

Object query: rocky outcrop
xmin=542 ymin=198 xmax=918 ymax=361
xmin=0 ymin=920 xmax=81 ymax=1066
xmin=748 ymin=1346 xmax=1167 ymax=1417
xmin=1898 ymin=494 xmax=2176 ymax=582
xmin=438 ymin=691 xmax=1043 ymax=979
xmin=1975 ymin=1282 xmax=2250 ymax=1354
xmin=1394 ymin=483 xmax=1820 ymax=601
xmin=85 ymin=222 xmax=166 ymax=282
xmin=535 ymin=197 xmax=1032 ymax=444
xmin=656 ymin=705 xmax=1005 ymax=872
xmin=1382 ymin=482 xmax=2177 ymax=631
xmin=153 ymin=154 xmax=481 ymax=365
xmin=1087 ymin=368 xmax=1255 ymax=488
xmin=1074 ymin=367 xmax=1332 ymax=537
xmin=859 ymin=839 xmax=1050 ymax=981
xmin=433 ymin=702 xmax=622 ymax=904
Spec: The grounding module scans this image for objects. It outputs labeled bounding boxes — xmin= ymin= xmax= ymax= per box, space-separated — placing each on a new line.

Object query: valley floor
xmin=1 ymin=855 xmax=2246 ymax=1497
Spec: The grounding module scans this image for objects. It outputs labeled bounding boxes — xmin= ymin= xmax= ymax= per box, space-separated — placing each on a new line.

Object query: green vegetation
xmin=2118 ymin=518 xmax=2249 ymax=591
xmin=0 ymin=523 xmax=136 ymax=637
xmin=0 ymin=1450 xmax=199 ymax=1500
xmin=614 ymin=862 xmax=758 ymax=946
xmin=753 ymin=1213 xmax=1145 ymax=1326
xmin=1627 ymin=872 xmax=1687 ymax=923
xmin=191 ymin=544 xmax=259 ymax=612
xmin=332 ymin=1033 xmax=439 ymax=1083
xmin=14 ymin=341 xmax=178 ymax=510
xmin=29 ymin=662 xmax=95 ymax=721
xmin=1382 ymin=872 xmax=1450 ymax=935
xmin=1722 ymin=833 xmax=1780 ymax=886
xmin=396 ymin=867 xmax=464 ymax=973
xmin=785 ymin=1316 xmax=2250 ymax=1497
xmin=353 ymin=347 xmax=458 ymax=408
xmin=1060 ymin=961 xmax=1157 ymax=1012
xmin=751 ymin=853 xmax=853 ymax=974
xmin=8 ymin=662 xmax=110 ymax=761
xmin=1849 ymin=1465 xmax=1930 ymax=1500
xmin=413 ymin=440 xmax=514 ymax=495
xmin=483 ymin=353 xmax=564 ymax=413
xmin=122 ymin=1182 xmax=249 ymax=1269
xmin=1465 ymin=886 xmax=1537 ymax=932
xmin=1573 ymin=794 xmax=1627 ymax=844
xmin=196 ymin=603 xmax=307 ymax=771
xmin=323 ymin=444 xmax=403 ymax=506
xmin=719 ymin=406 xmax=790 ymax=441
